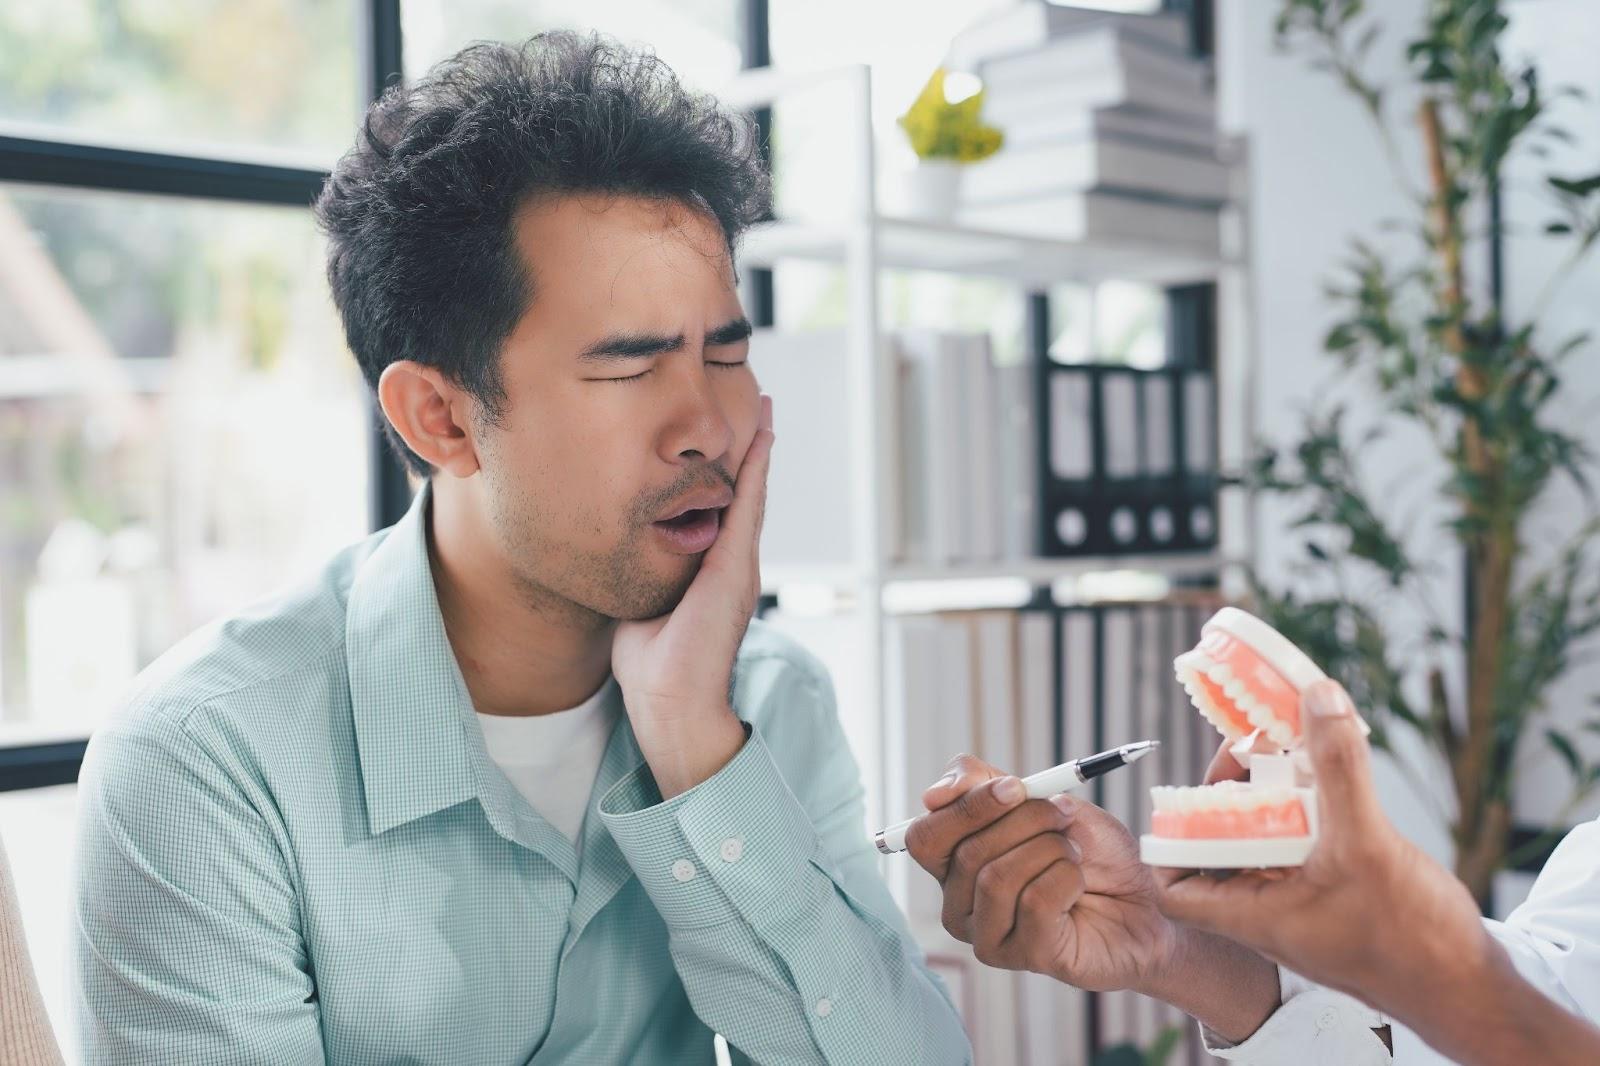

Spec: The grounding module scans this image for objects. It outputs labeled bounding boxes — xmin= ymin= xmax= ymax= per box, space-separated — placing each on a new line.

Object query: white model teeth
xmin=1174 ymin=653 xmax=1244 ymax=740
xmin=1243 ymin=700 xmax=1297 ymax=748
xmin=1149 ymin=782 xmax=1299 ymax=813
xmin=1175 ymin=648 xmax=1300 ymax=747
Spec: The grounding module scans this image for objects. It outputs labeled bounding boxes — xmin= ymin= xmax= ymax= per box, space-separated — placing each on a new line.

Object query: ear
xmin=376 ymin=361 xmax=482 ymax=478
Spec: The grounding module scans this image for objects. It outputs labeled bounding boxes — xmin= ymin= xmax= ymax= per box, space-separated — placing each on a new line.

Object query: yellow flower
xmin=896 ymin=67 xmax=1005 ymax=164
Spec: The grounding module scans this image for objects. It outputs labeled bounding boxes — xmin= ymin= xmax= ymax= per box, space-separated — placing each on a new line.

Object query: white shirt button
xmin=814 ymin=998 xmax=834 ymax=1018
xmin=671 ymin=859 xmax=697 ymax=883
xmin=720 ymin=837 xmax=745 ymax=863
xmin=1316 ymin=1006 xmax=1339 ymax=1031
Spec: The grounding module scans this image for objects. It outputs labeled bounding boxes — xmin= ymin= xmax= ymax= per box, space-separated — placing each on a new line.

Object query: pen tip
xmin=1124 ymin=740 xmax=1159 ymax=762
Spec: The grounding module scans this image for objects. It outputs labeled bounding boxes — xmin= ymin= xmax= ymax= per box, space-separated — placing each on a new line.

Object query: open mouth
xmin=656 ymin=507 xmax=719 ymax=529
xmin=649 ymin=506 xmax=725 ymax=554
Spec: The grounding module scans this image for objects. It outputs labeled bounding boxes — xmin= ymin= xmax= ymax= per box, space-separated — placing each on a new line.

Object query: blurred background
xmin=1 ymin=1 xmax=1597 ymax=1062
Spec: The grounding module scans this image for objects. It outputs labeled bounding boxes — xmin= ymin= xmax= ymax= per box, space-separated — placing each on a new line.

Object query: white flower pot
xmin=902 ymin=159 xmax=963 ymax=222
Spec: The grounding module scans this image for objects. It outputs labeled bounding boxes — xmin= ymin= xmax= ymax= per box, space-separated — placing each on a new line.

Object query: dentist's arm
xmin=1154 ymin=680 xmax=1600 ymax=1066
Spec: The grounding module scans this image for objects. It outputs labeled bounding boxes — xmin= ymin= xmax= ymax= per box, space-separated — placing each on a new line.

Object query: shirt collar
xmin=345 ymin=480 xmax=478 ymax=835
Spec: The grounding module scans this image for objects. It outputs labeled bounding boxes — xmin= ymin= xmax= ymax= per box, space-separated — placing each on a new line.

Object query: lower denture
xmin=1150 ymin=785 xmax=1310 ymax=839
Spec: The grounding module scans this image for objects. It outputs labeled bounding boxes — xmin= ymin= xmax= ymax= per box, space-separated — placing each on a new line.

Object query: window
xmin=0 ymin=0 xmax=360 ymax=164
xmin=401 ymin=0 xmax=743 ymax=88
xmin=0 ymin=0 xmax=385 ymax=760
xmin=0 ymin=185 xmax=369 ymax=746
xmin=1049 ymin=281 xmax=1167 ymax=366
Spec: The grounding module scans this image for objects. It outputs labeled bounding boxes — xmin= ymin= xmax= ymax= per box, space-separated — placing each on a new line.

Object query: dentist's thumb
xmin=1302 ymin=679 xmax=1382 ymax=836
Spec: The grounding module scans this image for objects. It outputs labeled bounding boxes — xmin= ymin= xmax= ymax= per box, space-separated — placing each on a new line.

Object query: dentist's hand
xmin=906 ymin=754 xmax=1278 ymax=1042
xmin=1153 ymin=681 xmax=1524 ymax=1054
xmin=611 ymin=394 xmax=774 ymax=799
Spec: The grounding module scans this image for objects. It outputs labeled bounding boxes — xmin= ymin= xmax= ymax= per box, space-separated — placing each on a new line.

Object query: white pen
xmin=873 ymin=741 xmax=1161 ymax=855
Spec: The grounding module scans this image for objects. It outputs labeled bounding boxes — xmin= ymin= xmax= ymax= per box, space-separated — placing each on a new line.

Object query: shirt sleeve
xmin=72 ymin=715 xmax=326 ymax=1065
xmin=1201 ymin=817 xmax=1600 ymax=1066
xmin=1198 ymin=966 xmax=1390 ymax=1065
xmin=1489 ymin=818 xmax=1600 ymax=1018
xmin=598 ymin=654 xmax=972 ymax=1066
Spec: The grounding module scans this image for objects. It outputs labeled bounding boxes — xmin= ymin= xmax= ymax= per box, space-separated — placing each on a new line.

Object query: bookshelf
xmin=722 ymin=56 xmax=1254 ymax=745
xmin=723 ymin=59 xmax=1255 ymax=1066
xmin=740 ymin=215 xmax=1235 ymax=288
xmin=763 ymin=552 xmax=1225 ymax=591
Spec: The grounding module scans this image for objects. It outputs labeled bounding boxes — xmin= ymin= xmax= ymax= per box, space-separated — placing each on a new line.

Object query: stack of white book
xmin=947 ymin=3 xmax=1224 ymax=251
xmin=893 ymin=329 xmax=1038 ymax=567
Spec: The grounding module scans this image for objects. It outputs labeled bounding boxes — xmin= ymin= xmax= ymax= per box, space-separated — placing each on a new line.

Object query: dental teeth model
xmin=1139 ymin=607 xmax=1345 ymax=869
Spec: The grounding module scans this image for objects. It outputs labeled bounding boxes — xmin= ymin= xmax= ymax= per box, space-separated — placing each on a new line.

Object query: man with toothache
xmin=71 ymin=34 xmax=971 ymax=1065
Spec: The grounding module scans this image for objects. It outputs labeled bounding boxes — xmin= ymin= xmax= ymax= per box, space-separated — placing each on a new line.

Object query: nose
xmin=659 ymin=361 xmax=735 ymax=466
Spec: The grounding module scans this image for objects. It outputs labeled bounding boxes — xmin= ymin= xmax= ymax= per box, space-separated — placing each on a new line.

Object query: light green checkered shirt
xmin=72 ymin=484 xmax=970 ymax=1064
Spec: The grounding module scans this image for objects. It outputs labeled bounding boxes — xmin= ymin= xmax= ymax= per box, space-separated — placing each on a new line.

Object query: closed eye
xmin=601 ymin=369 xmax=654 ymax=384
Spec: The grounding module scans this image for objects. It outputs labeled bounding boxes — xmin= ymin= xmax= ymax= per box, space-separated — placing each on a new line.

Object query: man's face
xmin=472 ymin=193 xmax=760 ymax=621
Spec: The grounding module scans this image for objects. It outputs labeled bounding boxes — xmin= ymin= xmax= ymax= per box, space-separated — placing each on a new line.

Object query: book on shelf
xmin=996 ymin=102 xmax=1219 ymax=155
xmin=947 ymin=3 xmax=1192 ymax=73
xmin=977 ymin=23 xmax=1215 ymax=127
xmin=894 ymin=330 xmax=1037 ymax=568
xmin=1034 ymin=358 xmax=1223 ymax=558
xmin=996 ymin=362 xmax=1041 ymax=563
xmin=749 ymin=326 xmax=853 ymax=568
xmin=962 ymin=131 xmax=1229 ymax=206
xmin=979 ymin=22 xmax=1210 ymax=97
xmin=957 ymin=188 xmax=1221 ymax=251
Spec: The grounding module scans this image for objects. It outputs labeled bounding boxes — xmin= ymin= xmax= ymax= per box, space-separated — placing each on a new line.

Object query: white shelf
xmin=762 ymin=552 xmax=1221 ymax=591
xmin=740 ymin=216 xmax=1230 ymax=288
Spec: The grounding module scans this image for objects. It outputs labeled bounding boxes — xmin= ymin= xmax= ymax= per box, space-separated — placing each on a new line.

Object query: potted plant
xmin=896 ymin=66 xmax=1004 ymax=221
xmin=1245 ymin=0 xmax=1600 ymax=909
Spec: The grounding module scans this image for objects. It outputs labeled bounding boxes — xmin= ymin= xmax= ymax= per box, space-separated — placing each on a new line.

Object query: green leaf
xmin=1091 ymin=1046 xmax=1145 ymax=1066
xmin=1548 ymin=729 xmax=1583 ymax=777
xmin=1546 ymin=222 xmax=1574 ymax=235
xmin=1325 ymin=323 xmax=1359 ymax=350
xmin=1549 ymin=174 xmax=1600 ymax=198
xmin=1145 ymin=1026 xmax=1186 ymax=1066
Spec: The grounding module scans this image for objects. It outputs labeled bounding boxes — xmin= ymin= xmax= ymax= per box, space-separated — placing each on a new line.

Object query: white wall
xmin=1499 ymin=0 xmax=1600 ymax=828
xmin=1217 ymin=0 xmax=1600 ymax=866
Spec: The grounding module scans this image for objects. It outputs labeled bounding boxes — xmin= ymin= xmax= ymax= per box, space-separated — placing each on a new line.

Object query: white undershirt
xmin=475 ymin=678 xmax=618 ymax=850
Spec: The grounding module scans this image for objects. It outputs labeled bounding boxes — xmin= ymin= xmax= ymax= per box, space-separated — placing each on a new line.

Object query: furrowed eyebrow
xmin=578 ymin=332 xmax=684 ymax=362
xmin=577 ymin=316 xmax=752 ymax=363
xmin=705 ymin=317 xmax=753 ymax=347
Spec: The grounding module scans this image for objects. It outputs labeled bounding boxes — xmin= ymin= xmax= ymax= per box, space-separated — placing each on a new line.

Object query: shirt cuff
xmin=598 ymin=722 xmax=824 ymax=932
xmin=1200 ymin=967 xmax=1389 ymax=1064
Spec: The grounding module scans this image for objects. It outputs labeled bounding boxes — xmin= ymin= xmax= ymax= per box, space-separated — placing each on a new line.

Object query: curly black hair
xmin=314 ymin=32 xmax=772 ymax=477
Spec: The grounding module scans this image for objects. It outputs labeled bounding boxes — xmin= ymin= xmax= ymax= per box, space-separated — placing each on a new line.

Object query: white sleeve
xmin=1487 ymin=818 xmax=1600 ymax=1018
xmin=1199 ymin=967 xmax=1390 ymax=1065
xmin=1199 ymin=818 xmax=1600 ymax=1066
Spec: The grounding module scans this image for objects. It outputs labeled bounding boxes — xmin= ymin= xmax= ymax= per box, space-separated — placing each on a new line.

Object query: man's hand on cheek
xmin=610 ymin=394 xmax=774 ymax=799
